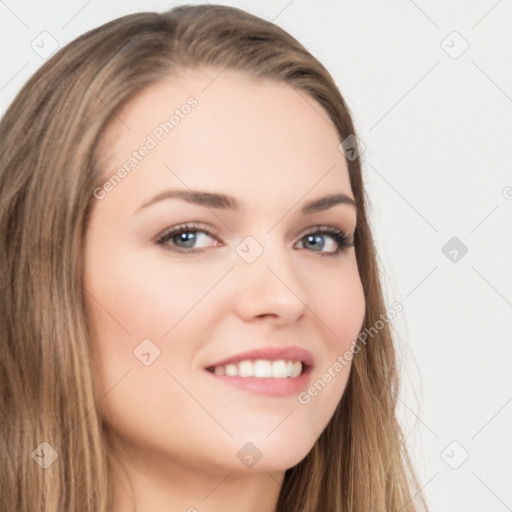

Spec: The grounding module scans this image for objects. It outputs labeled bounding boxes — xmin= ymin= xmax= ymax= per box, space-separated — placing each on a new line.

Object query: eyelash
xmin=154 ymin=222 xmax=355 ymax=257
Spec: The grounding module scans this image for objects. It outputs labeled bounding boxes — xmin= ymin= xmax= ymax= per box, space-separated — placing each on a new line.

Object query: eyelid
xmin=296 ymin=224 xmax=354 ymax=244
xmin=154 ymin=221 xmax=222 ymax=247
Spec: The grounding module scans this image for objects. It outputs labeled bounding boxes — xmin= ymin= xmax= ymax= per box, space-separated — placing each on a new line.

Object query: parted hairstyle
xmin=0 ymin=5 xmax=426 ymax=511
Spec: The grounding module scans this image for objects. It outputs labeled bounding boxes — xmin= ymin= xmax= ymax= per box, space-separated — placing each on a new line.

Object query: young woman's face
xmin=84 ymin=68 xmax=366 ymax=475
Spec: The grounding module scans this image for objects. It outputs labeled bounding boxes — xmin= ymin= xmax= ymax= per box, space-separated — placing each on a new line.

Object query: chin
xmin=226 ymin=430 xmax=318 ymax=473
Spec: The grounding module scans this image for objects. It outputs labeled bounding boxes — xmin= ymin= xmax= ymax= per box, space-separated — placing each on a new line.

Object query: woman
xmin=0 ymin=5 xmax=427 ymax=511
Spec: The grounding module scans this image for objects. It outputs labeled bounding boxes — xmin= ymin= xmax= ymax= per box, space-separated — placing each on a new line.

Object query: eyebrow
xmin=135 ymin=189 xmax=357 ymax=214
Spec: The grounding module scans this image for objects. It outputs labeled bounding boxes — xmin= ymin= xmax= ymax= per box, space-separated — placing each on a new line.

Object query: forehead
xmin=98 ymin=68 xmax=353 ymax=208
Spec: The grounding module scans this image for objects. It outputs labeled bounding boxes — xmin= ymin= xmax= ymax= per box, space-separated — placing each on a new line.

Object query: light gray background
xmin=1 ymin=1 xmax=511 ymax=510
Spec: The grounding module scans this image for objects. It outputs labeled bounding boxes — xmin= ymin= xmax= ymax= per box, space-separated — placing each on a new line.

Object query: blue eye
xmin=170 ymin=231 xmax=210 ymax=249
xmin=295 ymin=227 xmax=354 ymax=256
xmin=156 ymin=223 xmax=220 ymax=252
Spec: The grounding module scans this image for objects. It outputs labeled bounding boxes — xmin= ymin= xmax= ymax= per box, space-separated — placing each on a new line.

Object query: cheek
xmin=85 ymin=245 xmax=229 ymax=342
xmin=294 ymin=259 xmax=365 ymax=422
xmin=306 ymin=256 xmax=366 ymax=349
xmin=83 ymin=243 xmax=232 ymax=406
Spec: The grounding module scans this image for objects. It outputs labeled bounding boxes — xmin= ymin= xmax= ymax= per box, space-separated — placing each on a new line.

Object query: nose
xmin=232 ymin=238 xmax=307 ymax=325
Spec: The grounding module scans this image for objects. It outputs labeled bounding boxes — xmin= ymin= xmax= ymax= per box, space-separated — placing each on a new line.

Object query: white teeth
xmin=238 ymin=360 xmax=254 ymax=377
xmin=254 ymin=359 xmax=272 ymax=378
xmin=210 ymin=359 xmax=303 ymax=379
xmin=271 ymin=360 xmax=288 ymax=378
xmin=225 ymin=364 xmax=238 ymax=377
xmin=290 ymin=361 xmax=302 ymax=378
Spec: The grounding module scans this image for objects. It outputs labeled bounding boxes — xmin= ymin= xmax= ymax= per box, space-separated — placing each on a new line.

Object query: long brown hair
xmin=0 ymin=5 xmax=427 ymax=511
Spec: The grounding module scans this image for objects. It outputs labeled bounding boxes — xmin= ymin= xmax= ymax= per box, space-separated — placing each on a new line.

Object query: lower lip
xmin=205 ymin=367 xmax=312 ymax=397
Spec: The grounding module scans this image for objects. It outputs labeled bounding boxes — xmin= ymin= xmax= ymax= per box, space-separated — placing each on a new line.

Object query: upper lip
xmin=205 ymin=345 xmax=314 ymax=369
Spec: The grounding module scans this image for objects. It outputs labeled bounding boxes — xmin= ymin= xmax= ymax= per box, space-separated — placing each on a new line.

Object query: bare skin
xmin=84 ymin=68 xmax=366 ymax=512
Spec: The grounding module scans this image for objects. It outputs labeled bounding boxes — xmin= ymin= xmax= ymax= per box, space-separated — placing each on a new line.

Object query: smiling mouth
xmin=206 ymin=359 xmax=304 ymax=379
